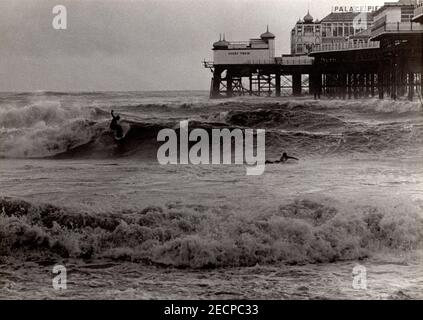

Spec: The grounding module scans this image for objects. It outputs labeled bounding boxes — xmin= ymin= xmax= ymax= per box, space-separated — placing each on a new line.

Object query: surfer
xmin=280 ymin=152 xmax=298 ymax=162
xmin=265 ymin=152 xmax=299 ymax=164
xmin=110 ymin=110 xmax=123 ymax=139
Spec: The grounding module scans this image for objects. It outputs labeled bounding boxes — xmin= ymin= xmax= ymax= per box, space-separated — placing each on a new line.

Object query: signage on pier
xmin=331 ymin=5 xmax=380 ymax=13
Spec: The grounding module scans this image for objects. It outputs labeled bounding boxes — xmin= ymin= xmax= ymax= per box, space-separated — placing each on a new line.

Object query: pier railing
xmin=309 ymin=41 xmax=380 ymax=53
xmin=280 ymin=56 xmax=314 ymax=65
xmin=371 ymin=21 xmax=423 ymax=38
xmin=204 ymin=57 xmax=314 ymax=67
xmin=244 ymin=59 xmax=277 ymax=65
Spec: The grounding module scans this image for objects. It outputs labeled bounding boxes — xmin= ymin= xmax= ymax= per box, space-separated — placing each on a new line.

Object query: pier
xmin=204 ymin=56 xmax=313 ymax=98
xmin=204 ymin=0 xmax=423 ymax=100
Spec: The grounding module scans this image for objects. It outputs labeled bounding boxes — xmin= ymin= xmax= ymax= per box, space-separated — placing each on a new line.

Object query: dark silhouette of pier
xmin=205 ymin=5 xmax=423 ymax=101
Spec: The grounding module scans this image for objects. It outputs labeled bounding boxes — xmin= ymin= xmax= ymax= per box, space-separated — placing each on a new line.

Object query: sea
xmin=1 ymin=90 xmax=423 ymax=299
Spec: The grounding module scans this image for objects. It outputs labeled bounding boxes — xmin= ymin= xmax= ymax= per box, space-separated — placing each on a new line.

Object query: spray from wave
xmin=0 ymin=101 xmax=106 ymax=158
xmin=1 ymin=197 xmax=422 ymax=268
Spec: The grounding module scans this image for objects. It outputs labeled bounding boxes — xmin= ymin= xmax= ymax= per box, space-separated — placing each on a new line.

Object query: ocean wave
xmin=2 ymin=98 xmax=423 ymax=159
xmin=282 ymin=99 xmax=423 ymax=115
xmin=225 ymin=109 xmax=346 ymax=130
xmin=1 ymin=197 xmax=422 ymax=268
xmin=2 ymin=117 xmax=423 ymax=158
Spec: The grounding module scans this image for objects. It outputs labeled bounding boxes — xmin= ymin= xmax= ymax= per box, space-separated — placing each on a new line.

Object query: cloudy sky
xmin=0 ymin=0 xmax=384 ymax=92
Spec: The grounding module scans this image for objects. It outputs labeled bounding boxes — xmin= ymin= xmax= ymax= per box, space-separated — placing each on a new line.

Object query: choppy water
xmin=1 ymin=91 xmax=423 ymax=299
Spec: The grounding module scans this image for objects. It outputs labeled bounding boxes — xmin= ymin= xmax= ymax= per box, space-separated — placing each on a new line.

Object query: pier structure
xmin=204 ymin=29 xmax=314 ymax=98
xmin=309 ymin=0 xmax=423 ymax=101
xmin=204 ymin=0 xmax=423 ymax=100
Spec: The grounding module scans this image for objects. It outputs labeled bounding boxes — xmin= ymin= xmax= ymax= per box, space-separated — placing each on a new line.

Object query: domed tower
xmin=303 ymin=10 xmax=314 ymax=23
xmin=212 ymin=34 xmax=229 ymax=50
xmin=260 ymin=25 xmax=276 ymax=40
xmin=260 ymin=26 xmax=275 ymax=59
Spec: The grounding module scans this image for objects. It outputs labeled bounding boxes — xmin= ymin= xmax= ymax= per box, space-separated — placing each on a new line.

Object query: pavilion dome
xmin=260 ymin=26 xmax=275 ymax=39
xmin=304 ymin=10 xmax=314 ymax=23
xmin=213 ymin=34 xmax=229 ymax=48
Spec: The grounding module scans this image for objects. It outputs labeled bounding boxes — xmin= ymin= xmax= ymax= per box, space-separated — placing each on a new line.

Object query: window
xmin=401 ymin=7 xmax=414 ymax=22
xmin=323 ymin=24 xmax=332 ymax=37
xmin=304 ymin=26 xmax=314 ymax=34
xmin=333 ymin=23 xmax=338 ymax=37
xmin=337 ymin=23 xmax=343 ymax=37
xmin=315 ymin=25 xmax=320 ymax=34
xmin=296 ymin=44 xmax=303 ymax=53
xmin=344 ymin=23 xmax=350 ymax=37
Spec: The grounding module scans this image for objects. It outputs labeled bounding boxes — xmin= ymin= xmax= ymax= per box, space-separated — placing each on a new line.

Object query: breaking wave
xmin=1 ymin=197 xmax=422 ymax=268
xmin=1 ymin=98 xmax=423 ymax=159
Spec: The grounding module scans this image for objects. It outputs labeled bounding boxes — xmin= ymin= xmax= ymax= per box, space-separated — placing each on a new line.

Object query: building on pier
xmin=204 ymin=0 xmax=423 ymax=100
xmin=213 ymin=28 xmax=275 ymax=65
xmin=290 ymin=11 xmax=321 ymax=55
xmin=290 ymin=9 xmax=376 ymax=55
xmin=205 ymin=27 xmax=313 ymax=98
xmin=321 ymin=11 xmax=374 ymax=45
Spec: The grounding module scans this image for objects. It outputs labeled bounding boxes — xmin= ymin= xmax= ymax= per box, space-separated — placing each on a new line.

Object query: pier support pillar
xmin=210 ymin=68 xmax=222 ymax=99
xmin=275 ymin=73 xmax=281 ymax=97
xmin=420 ymin=69 xmax=423 ymax=99
xmin=317 ymin=73 xmax=322 ymax=99
xmin=378 ymin=69 xmax=384 ymax=99
xmin=292 ymin=73 xmax=302 ymax=96
xmin=226 ymin=72 xmax=233 ymax=97
xmin=391 ymin=59 xmax=397 ymax=100
xmin=340 ymin=72 xmax=347 ymax=99
xmin=371 ymin=73 xmax=375 ymax=97
xmin=249 ymin=74 xmax=253 ymax=96
xmin=408 ymin=72 xmax=414 ymax=101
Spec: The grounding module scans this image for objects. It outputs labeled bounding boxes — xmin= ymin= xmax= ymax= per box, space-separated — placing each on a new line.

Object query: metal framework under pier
xmin=205 ymin=64 xmax=313 ymax=99
xmin=309 ymin=33 xmax=423 ymax=101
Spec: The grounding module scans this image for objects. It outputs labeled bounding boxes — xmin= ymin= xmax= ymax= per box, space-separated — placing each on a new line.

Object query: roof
xmin=260 ymin=26 xmax=275 ymax=39
xmin=373 ymin=0 xmax=417 ymax=16
xmin=304 ymin=11 xmax=314 ymax=22
xmin=213 ymin=35 xmax=229 ymax=48
xmin=321 ymin=12 xmax=373 ymax=22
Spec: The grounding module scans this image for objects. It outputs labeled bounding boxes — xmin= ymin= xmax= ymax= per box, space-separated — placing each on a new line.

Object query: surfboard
xmin=114 ymin=134 xmax=126 ymax=142
xmin=114 ymin=124 xmax=130 ymax=142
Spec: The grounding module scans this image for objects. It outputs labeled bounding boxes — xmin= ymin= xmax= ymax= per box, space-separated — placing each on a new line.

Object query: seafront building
xmin=290 ymin=11 xmax=321 ymax=55
xmin=290 ymin=8 xmax=375 ymax=55
xmin=204 ymin=0 xmax=423 ymax=100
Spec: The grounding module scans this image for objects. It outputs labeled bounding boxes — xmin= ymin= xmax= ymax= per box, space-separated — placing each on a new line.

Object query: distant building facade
xmin=290 ymin=9 xmax=377 ymax=55
xmin=321 ymin=12 xmax=374 ymax=44
xmin=290 ymin=11 xmax=321 ymax=55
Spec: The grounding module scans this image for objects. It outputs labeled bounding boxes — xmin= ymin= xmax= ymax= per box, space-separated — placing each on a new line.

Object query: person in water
xmin=110 ymin=110 xmax=123 ymax=139
xmin=266 ymin=152 xmax=299 ymax=164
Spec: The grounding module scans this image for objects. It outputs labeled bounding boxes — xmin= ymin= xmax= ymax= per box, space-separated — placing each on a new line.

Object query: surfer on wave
xmin=110 ymin=110 xmax=124 ymax=139
xmin=266 ymin=152 xmax=299 ymax=164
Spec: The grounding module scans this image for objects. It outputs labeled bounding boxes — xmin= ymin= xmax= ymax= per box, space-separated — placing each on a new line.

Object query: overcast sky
xmin=0 ymin=0 xmax=385 ymax=92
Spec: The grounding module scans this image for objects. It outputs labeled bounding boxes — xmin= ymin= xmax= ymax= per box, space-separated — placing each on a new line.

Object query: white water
xmin=1 ymin=92 xmax=423 ymax=299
